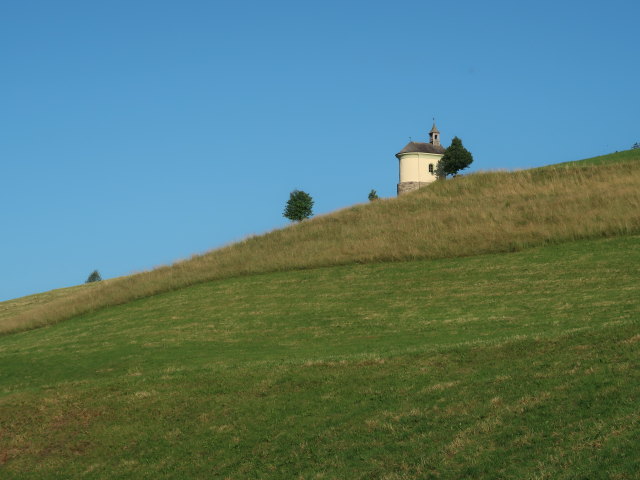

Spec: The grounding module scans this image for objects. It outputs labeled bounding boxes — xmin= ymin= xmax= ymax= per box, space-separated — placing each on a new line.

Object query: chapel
xmin=395 ymin=122 xmax=445 ymax=195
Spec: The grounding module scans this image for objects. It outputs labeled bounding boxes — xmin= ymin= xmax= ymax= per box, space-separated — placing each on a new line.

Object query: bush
xmin=86 ymin=270 xmax=102 ymax=283
xmin=283 ymin=190 xmax=314 ymax=222
xmin=368 ymin=189 xmax=379 ymax=201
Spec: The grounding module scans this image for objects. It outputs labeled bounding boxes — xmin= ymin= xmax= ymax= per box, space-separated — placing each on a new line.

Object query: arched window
xmin=428 ymin=164 xmax=434 ymax=173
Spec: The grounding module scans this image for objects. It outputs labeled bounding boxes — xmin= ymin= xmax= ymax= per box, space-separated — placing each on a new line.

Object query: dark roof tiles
xmin=396 ymin=141 xmax=445 ymax=156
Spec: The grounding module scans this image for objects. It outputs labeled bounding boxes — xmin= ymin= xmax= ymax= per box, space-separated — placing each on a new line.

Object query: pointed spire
xmin=429 ymin=118 xmax=440 ymax=134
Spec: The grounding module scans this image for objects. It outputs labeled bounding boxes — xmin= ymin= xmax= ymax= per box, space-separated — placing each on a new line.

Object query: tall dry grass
xmin=3 ymin=160 xmax=640 ymax=334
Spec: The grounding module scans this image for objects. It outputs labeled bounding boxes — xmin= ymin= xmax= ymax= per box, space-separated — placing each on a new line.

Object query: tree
xmin=86 ymin=270 xmax=102 ymax=283
xmin=434 ymin=159 xmax=447 ymax=180
xmin=283 ymin=190 xmax=314 ymax=222
xmin=438 ymin=136 xmax=473 ymax=178
xmin=633 ymin=142 xmax=640 ymax=150
xmin=368 ymin=189 xmax=379 ymax=201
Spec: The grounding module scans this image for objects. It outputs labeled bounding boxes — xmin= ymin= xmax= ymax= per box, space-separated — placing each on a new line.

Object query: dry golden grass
xmin=2 ymin=158 xmax=640 ymax=335
xmin=0 ymin=283 xmax=95 ymax=324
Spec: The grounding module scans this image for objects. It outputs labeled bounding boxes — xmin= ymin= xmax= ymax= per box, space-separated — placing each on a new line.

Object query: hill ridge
xmin=1 ymin=150 xmax=640 ymax=335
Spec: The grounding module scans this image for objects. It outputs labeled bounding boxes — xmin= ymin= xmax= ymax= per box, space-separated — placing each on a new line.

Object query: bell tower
xmin=429 ymin=120 xmax=441 ymax=147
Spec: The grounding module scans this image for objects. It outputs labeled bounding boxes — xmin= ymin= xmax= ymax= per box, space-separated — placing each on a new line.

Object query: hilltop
xmin=1 ymin=150 xmax=639 ymax=478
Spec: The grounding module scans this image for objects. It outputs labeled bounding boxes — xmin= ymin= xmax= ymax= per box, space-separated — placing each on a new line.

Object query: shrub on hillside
xmin=368 ymin=189 xmax=379 ymax=201
xmin=86 ymin=270 xmax=102 ymax=283
xmin=283 ymin=190 xmax=314 ymax=222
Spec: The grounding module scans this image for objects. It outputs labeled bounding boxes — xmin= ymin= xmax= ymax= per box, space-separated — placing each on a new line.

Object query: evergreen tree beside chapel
xmin=437 ymin=137 xmax=473 ymax=178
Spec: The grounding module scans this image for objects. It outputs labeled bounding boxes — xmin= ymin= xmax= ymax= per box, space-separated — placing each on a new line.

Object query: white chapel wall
xmin=399 ymin=152 xmax=442 ymax=183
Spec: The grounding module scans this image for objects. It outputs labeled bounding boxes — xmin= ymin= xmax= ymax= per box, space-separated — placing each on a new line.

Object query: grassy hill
xmin=3 ymin=149 xmax=640 ymax=335
xmin=1 ymin=150 xmax=639 ymax=478
xmin=546 ymin=147 xmax=640 ymax=168
xmin=2 ymin=236 xmax=639 ymax=478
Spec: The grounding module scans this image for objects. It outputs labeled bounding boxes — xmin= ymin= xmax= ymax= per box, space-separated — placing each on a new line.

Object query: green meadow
xmin=2 ymin=235 xmax=640 ymax=478
xmin=1 ymin=151 xmax=640 ymax=478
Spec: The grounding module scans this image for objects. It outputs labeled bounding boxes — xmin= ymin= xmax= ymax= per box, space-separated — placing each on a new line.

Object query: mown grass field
xmin=2 ymin=235 xmax=639 ymax=479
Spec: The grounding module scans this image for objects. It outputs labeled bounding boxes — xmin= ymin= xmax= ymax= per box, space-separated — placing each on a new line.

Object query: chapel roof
xmin=429 ymin=122 xmax=440 ymax=134
xmin=396 ymin=141 xmax=445 ymax=156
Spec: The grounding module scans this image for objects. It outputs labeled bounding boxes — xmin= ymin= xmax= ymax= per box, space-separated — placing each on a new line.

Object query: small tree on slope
xmin=283 ymin=190 xmax=314 ymax=222
xmin=438 ymin=136 xmax=473 ymax=178
xmin=86 ymin=270 xmax=102 ymax=283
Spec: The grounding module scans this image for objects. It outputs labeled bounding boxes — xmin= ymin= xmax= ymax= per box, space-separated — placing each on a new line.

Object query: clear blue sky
xmin=1 ymin=0 xmax=638 ymax=301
